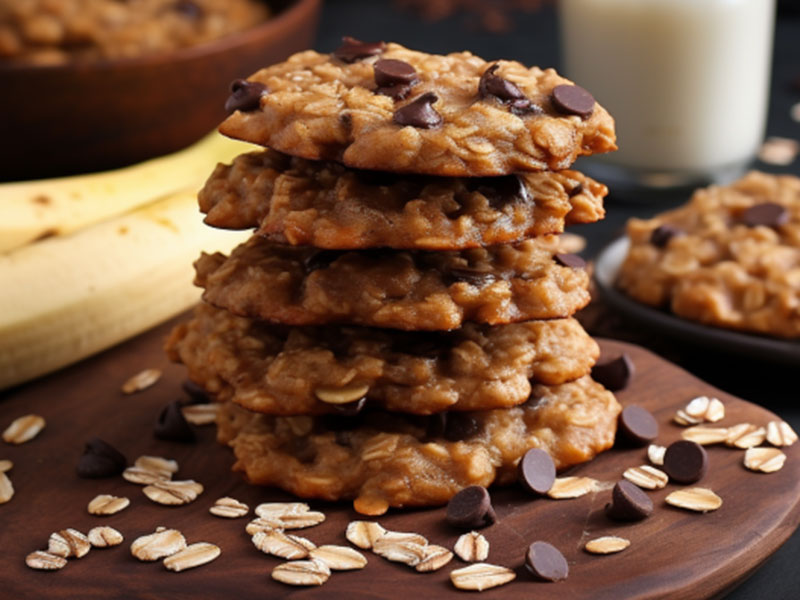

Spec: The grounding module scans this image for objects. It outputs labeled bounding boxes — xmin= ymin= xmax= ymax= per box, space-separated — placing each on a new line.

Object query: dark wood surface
xmin=1 ymin=317 xmax=798 ymax=600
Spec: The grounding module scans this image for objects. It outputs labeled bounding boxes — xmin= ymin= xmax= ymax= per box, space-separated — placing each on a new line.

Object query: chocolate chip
xmin=509 ymin=98 xmax=541 ymax=116
xmin=173 ymin=0 xmax=202 ymax=18
xmin=154 ymin=401 xmax=196 ymax=443
xmin=374 ymin=59 xmax=418 ymax=87
xmin=479 ymin=64 xmax=525 ymax=102
xmin=568 ymin=182 xmax=584 ymax=197
xmin=224 ymin=79 xmax=267 ymax=114
xmin=304 ymin=250 xmax=341 ymax=273
xmin=617 ymin=405 xmax=659 ymax=446
xmin=591 ymin=354 xmax=635 ymax=392
xmin=444 ymin=413 xmax=481 ymax=441
xmin=426 ymin=413 xmax=448 ymax=439
xmin=525 ymin=541 xmax=568 ymax=582
xmin=466 ymin=174 xmax=528 ymax=205
xmin=76 ymin=437 xmax=127 ymax=479
xmin=650 ymin=224 xmax=684 ymax=248
xmin=333 ymin=36 xmax=385 ymax=63
xmin=181 ymin=379 xmax=210 ymax=404
xmin=740 ymin=202 xmax=789 ymax=228
xmin=551 ymin=84 xmax=595 ymax=118
xmin=606 ymin=480 xmax=653 ymax=521
xmin=663 ymin=440 xmax=708 ymax=484
xmin=444 ymin=267 xmax=497 ymax=287
xmin=393 ymin=92 xmax=442 ymax=129
xmin=518 ymin=448 xmax=556 ymax=495
xmin=376 ymin=83 xmax=415 ymax=101
xmin=446 ymin=485 xmax=496 ymax=529
xmin=554 ymin=253 xmax=586 ymax=269
xmin=333 ymin=396 xmax=367 ymax=417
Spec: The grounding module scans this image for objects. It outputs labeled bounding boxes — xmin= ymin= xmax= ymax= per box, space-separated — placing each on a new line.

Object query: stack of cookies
xmin=166 ymin=39 xmax=621 ymax=516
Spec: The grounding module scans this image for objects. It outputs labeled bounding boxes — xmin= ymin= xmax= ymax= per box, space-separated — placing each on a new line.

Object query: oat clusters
xmin=166 ymin=38 xmax=621 ymax=514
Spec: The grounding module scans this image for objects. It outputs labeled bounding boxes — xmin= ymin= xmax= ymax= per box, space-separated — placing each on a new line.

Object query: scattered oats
xmin=131 ymin=527 xmax=187 ymax=561
xmin=683 ymin=396 xmax=725 ymax=423
xmin=123 ymin=455 xmax=178 ymax=485
xmin=454 ymin=531 xmax=489 ymax=562
xmin=87 ymin=494 xmax=130 ymax=516
xmin=163 ymin=542 xmax=221 ymax=572
xmin=26 ymin=551 xmax=67 ymax=571
xmin=48 ymin=528 xmax=91 ymax=559
xmin=725 ymin=423 xmax=766 ymax=449
xmin=252 ymin=529 xmax=315 ymax=560
xmin=309 ymin=545 xmax=368 ymax=570
xmin=121 ymin=368 xmax=162 ymax=394
xmin=584 ymin=536 xmax=630 ymax=555
xmin=209 ymin=496 xmax=249 ymax=518
xmin=0 ymin=459 xmax=12 ymax=472
xmin=314 ymin=383 xmax=369 ymax=405
xmin=253 ymin=502 xmax=325 ymax=529
xmin=758 ymin=137 xmax=799 ymax=166
xmin=673 ymin=409 xmax=702 ymax=426
xmin=87 ymin=526 xmax=124 ymax=548
xmin=143 ymin=480 xmax=203 ymax=506
xmin=623 ymin=465 xmax=669 ymax=490
xmin=647 ymin=444 xmax=666 ymax=466
xmin=791 ymin=102 xmax=800 ymax=123
xmin=665 ymin=487 xmax=723 ymax=512
xmin=3 ymin=414 xmax=46 ymax=444
xmin=450 ymin=563 xmax=516 ymax=591
xmin=181 ymin=403 xmax=220 ymax=426
xmin=272 ymin=559 xmax=331 ymax=586
xmin=682 ymin=426 xmax=730 ymax=446
xmin=766 ymin=421 xmax=798 ymax=447
xmin=744 ymin=447 xmax=787 ymax=473
xmin=345 ymin=520 xmax=387 ymax=549
xmin=547 ymin=476 xmax=598 ymax=499
xmin=557 ymin=232 xmax=586 ymax=254
xmin=0 ymin=472 xmax=13 ymax=504
xmin=416 ymin=544 xmax=454 ymax=572
xmin=374 ymin=530 xmax=428 ymax=546
xmin=372 ymin=535 xmax=428 ymax=567
xmin=123 ymin=467 xmax=169 ymax=485
xmin=245 ymin=517 xmax=277 ymax=536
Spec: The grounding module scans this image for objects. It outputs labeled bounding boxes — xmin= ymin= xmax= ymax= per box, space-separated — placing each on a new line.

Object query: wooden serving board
xmin=1 ymin=317 xmax=799 ymax=600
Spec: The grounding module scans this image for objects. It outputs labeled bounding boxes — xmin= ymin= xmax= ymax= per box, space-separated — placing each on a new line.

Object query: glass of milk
xmin=560 ymin=0 xmax=775 ymax=191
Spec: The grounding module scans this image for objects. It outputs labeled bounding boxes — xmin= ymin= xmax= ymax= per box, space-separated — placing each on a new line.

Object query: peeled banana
xmin=0 ymin=132 xmax=253 ymax=254
xmin=0 ymin=188 xmax=249 ymax=390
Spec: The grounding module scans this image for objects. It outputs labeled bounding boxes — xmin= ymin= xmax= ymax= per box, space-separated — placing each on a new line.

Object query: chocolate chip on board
xmin=551 ymin=84 xmax=595 ymax=118
xmin=554 ymin=253 xmax=586 ymax=269
xmin=617 ymin=405 xmax=659 ymax=446
xmin=518 ymin=448 xmax=556 ymax=496
xmin=606 ymin=480 xmax=654 ymax=521
xmin=155 ymin=401 xmax=196 ymax=443
xmin=591 ymin=354 xmax=635 ymax=392
xmin=374 ymin=59 xmax=418 ymax=87
xmin=650 ymin=224 xmax=684 ymax=248
xmin=663 ymin=440 xmax=708 ymax=484
xmin=446 ymin=486 xmax=496 ymax=529
xmin=740 ymin=202 xmax=789 ymax=228
xmin=393 ymin=92 xmax=443 ymax=129
xmin=525 ymin=541 xmax=568 ymax=582
xmin=224 ymin=79 xmax=268 ymax=114
xmin=333 ymin=36 xmax=386 ymax=63
xmin=76 ymin=437 xmax=127 ymax=478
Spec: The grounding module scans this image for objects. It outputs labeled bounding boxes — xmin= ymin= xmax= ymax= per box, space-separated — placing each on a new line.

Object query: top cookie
xmin=219 ymin=40 xmax=617 ymax=176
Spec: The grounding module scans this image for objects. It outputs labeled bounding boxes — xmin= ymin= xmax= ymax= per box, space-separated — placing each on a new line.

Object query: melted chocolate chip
xmin=617 ymin=405 xmax=659 ymax=446
xmin=518 ymin=448 xmax=556 ymax=496
xmin=154 ymin=401 xmax=196 ymax=443
xmin=554 ymin=253 xmax=586 ymax=269
xmin=426 ymin=413 xmax=448 ymax=439
xmin=663 ymin=440 xmax=708 ymax=484
xmin=333 ymin=396 xmax=367 ymax=417
xmin=466 ymin=174 xmax=528 ymax=205
xmin=304 ymin=250 xmax=341 ymax=273
xmin=224 ymin=79 xmax=267 ymax=114
xmin=509 ymin=98 xmax=541 ymax=116
xmin=479 ymin=64 xmax=525 ymax=102
xmin=444 ymin=267 xmax=497 ymax=287
xmin=591 ymin=354 xmax=635 ymax=392
xmin=76 ymin=438 xmax=127 ymax=479
xmin=444 ymin=413 xmax=480 ymax=441
xmin=551 ymin=84 xmax=595 ymax=118
xmin=740 ymin=202 xmax=789 ymax=228
xmin=393 ymin=92 xmax=442 ymax=129
xmin=525 ymin=541 xmax=569 ymax=582
xmin=606 ymin=480 xmax=653 ymax=521
xmin=446 ymin=485 xmax=496 ymax=529
xmin=374 ymin=59 xmax=418 ymax=87
xmin=333 ymin=36 xmax=385 ymax=63
xmin=568 ymin=182 xmax=584 ymax=197
xmin=650 ymin=224 xmax=684 ymax=248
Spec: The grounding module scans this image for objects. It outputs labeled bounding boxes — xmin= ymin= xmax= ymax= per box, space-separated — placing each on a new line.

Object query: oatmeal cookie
xmin=199 ymin=150 xmax=607 ymax=249
xmin=195 ymin=235 xmax=591 ymax=330
xmin=618 ymin=172 xmax=800 ymax=338
xmin=165 ymin=304 xmax=600 ymax=415
xmin=216 ymin=375 xmax=620 ymax=513
xmin=219 ymin=42 xmax=616 ymax=176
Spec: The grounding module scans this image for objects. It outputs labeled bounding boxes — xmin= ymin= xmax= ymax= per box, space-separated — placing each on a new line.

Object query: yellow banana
xmin=0 ymin=132 xmax=253 ymax=254
xmin=0 ymin=188 xmax=249 ymax=390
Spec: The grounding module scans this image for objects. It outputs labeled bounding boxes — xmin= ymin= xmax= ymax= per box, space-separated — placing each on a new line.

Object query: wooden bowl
xmin=0 ymin=0 xmax=320 ymax=182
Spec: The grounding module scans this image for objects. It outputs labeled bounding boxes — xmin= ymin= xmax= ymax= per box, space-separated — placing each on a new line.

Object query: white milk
xmin=560 ymin=0 xmax=775 ymax=182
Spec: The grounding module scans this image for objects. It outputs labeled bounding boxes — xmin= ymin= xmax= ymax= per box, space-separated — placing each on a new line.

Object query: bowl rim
xmin=0 ymin=0 xmax=320 ymax=73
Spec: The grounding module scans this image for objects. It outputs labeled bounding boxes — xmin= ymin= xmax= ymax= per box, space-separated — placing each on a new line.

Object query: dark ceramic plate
xmin=594 ymin=236 xmax=800 ymax=365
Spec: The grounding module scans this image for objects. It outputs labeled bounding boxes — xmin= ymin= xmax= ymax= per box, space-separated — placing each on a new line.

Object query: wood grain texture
xmin=0 ymin=317 xmax=798 ymax=599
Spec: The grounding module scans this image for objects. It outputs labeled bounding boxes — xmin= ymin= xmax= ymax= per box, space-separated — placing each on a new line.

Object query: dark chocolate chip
xmin=554 ymin=253 xmax=586 ymax=269
xmin=606 ymin=480 xmax=654 ymax=521
xmin=617 ymin=405 xmax=659 ymax=446
xmin=154 ymin=401 xmax=196 ymax=443
xmin=663 ymin=440 xmax=708 ymax=484
xmin=181 ymin=379 xmax=210 ymax=405
xmin=304 ymin=250 xmax=341 ymax=273
xmin=740 ymin=202 xmax=789 ymax=228
xmin=525 ymin=541 xmax=568 ymax=582
xmin=509 ymin=98 xmax=541 ymax=116
xmin=479 ymin=64 xmax=525 ymax=102
xmin=426 ymin=413 xmax=448 ymax=439
xmin=444 ymin=413 xmax=480 ymax=441
xmin=332 ymin=396 xmax=367 ymax=417
xmin=376 ymin=83 xmax=415 ymax=101
xmin=518 ymin=448 xmax=556 ymax=495
xmin=650 ymin=224 xmax=684 ymax=248
xmin=551 ymin=84 xmax=595 ymax=118
xmin=76 ymin=437 xmax=127 ymax=479
xmin=444 ymin=267 xmax=497 ymax=287
xmin=224 ymin=79 xmax=267 ymax=114
xmin=374 ymin=59 xmax=418 ymax=87
xmin=333 ymin=36 xmax=385 ymax=63
xmin=466 ymin=174 xmax=528 ymax=205
xmin=173 ymin=0 xmax=202 ymax=18
xmin=568 ymin=182 xmax=584 ymax=197
xmin=446 ymin=485 xmax=496 ymax=529
xmin=591 ymin=354 xmax=635 ymax=392
xmin=393 ymin=92 xmax=442 ymax=129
